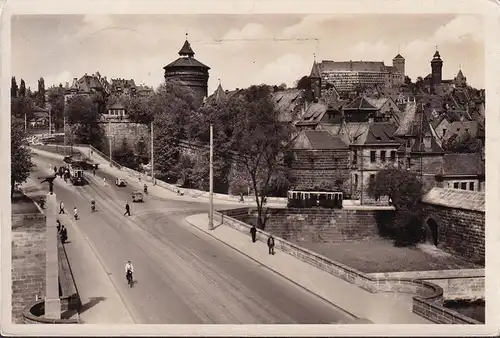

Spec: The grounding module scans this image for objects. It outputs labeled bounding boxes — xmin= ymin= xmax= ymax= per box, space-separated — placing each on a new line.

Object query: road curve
xmin=32 ymin=153 xmax=356 ymax=324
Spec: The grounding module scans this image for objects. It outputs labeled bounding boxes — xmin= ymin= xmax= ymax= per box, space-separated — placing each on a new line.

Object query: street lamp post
xmin=209 ymin=124 xmax=214 ymax=230
xmin=150 ymin=119 xmax=155 ymax=185
xmin=108 ymin=118 xmax=113 ymax=167
xmin=63 ymin=114 xmax=67 ymax=156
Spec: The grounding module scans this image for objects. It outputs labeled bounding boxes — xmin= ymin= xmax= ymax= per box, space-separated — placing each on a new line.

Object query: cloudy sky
xmin=11 ymin=14 xmax=485 ymax=93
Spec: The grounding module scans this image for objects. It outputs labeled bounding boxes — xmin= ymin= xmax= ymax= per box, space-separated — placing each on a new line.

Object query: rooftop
xmin=438 ymin=153 xmax=485 ymax=177
xmin=293 ymin=130 xmax=348 ymax=150
xmin=422 ymin=187 xmax=484 ymax=213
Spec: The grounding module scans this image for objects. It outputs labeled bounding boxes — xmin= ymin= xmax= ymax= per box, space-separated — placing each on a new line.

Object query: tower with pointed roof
xmin=431 ymin=49 xmax=443 ymax=93
xmin=454 ymin=68 xmax=467 ymax=88
xmin=309 ymin=56 xmax=322 ymax=102
xmin=392 ymin=53 xmax=405 ymax=77
xmin=163 ymin=34 xmax=211 ymax=106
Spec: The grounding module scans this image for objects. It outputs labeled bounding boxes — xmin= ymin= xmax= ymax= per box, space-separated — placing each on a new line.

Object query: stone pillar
xmin=44 ymin=193 xmax=60 ymax=319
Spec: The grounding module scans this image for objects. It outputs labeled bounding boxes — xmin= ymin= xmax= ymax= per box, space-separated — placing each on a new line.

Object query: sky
xmin=11 ymin=14 xmax=485 ymax=94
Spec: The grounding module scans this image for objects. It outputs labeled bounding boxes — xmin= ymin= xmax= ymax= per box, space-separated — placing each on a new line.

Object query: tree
xmin=47 ymin=86 xmax=66 ymax=131
xmin=113 ymin=137 xmax=139 ymax=170
xmin=65 ymin=95 xmax=105 ymax=149
xmin=11 ymin=96 xmax=35 ymax=120
xmin=230 ymin=85 xmax=293 ymax=229
xmin=443 ymin=133 xmax=483 ymax=153
xmin=37 ymin=77 xmax=46 ymax=108
xmin=150 ymin=80 xmax=198 ymax=183
xmin=11 ymin=118 xmax=34 ymax=198
xmin=367 ymin=168 xmax=424 ymax=245
xmin=11 ymin=77 xmax=18 ymax=98
xmin=404 ymin=76 xmax=412 ymax=85
xmin=135 ymin=137 xmax=149 ymax=165
xmin=19 ymin=79 xmax=26 ymax=97
xmin=107 ymin=93 xmax=153 ymax=124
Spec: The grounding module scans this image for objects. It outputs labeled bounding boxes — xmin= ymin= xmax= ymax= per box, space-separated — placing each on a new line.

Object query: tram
xmin=287 ymin=190 xmax=343 ymax=209
xmin=69 ymin=164 xmax=85 ymax=186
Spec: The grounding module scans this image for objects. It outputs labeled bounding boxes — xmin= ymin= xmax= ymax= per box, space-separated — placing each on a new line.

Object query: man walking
xmin=59 ymin=201 xmax=65 ymax=214
xmin=73 ymin=207 xmax=78 ymax=220
xmin=103 ymin=177 xmax=107 ymax=186
xmin=267 ymin=235 xmax=275 ymax=255
xmin=124 ymin=202 xmax=131 ymax=217
xmin=60 ymin=226 xmax=67 ymax=244
xmin=250 ymin=225 xmax=257 ymax=243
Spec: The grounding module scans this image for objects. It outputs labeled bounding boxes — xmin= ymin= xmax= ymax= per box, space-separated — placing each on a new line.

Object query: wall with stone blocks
xmin=234 ymin=207 xmax=393 ymax=243
xmin=11 ymin=213 xmax=47 ymax=323
xmin=103 ymin=121 xmax=150 ymax=152
xmin=423 ymin=203 xmax=485 ymax=265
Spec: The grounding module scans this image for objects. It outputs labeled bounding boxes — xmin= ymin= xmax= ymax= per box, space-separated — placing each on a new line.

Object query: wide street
xmin=31 ymin=151 xmax=356 ymax=324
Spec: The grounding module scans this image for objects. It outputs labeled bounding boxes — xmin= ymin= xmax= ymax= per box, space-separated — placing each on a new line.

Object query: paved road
xmin=32 ymin=153 xmax=356 ymax=324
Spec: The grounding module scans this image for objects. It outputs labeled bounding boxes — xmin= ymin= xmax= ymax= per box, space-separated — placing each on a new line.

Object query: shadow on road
xmin=79 ymin=296 xmax=107 ymax=314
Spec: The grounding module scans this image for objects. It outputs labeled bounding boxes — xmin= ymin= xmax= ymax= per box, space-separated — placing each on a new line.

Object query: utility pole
xmin=48 ymin=104 xmax=52 ymax=135
xmin=108 ymin=118 xmax=112 ymax=167
xmin=151 ymin=120 xmax=155 ymax=185
xmin=208 ymin=124 xmax=214 ymax=230
xmin=63 ymin=115 xmax=67 ymax=156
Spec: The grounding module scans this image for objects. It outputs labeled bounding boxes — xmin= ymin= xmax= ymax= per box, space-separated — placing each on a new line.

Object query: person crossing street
xmin=124 ymin=202 xmax=131 ymax=216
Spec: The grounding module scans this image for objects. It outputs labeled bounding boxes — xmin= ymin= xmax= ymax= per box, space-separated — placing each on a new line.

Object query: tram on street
xmin=69 ymin=164 xmax=85 ymax=186
xmin=287 ymin=190 xmax=343 ymax=209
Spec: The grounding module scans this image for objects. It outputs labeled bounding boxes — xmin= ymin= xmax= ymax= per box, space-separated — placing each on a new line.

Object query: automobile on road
xmin=116 ymin=178 xmax=127 ymax=187
xmin=132 ymin=190 xmax=144 ymax=203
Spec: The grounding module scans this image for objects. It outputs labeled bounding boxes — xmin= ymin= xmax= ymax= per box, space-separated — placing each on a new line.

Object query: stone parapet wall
xmin=214 ymin=209 xmax=482 ymax=324
xmin=11 ymin=213 xmax=47 ymax=323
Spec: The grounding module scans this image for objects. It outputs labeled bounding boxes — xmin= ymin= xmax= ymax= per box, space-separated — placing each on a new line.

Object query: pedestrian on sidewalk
xmin=59 ymin=201 xmax=65 ymax=214
xmin=239 ymin=193 xmax=244 ymax=203
xmin=56 ymin=219 xmax=61 ymax=233
xmin=124 ymin=202 xmax=131 ymax=216
xmin=92 ymin=166 xmax=96 ymax=176
xmin=250 ymin=225 xmax=257 ymax=243
xmin=267 ymin=235 xmax=275 ymax=255
xmin=60 ymin=226 xmax=67 ymax=244
xmin=73 ymin=207 xmax=79 ymax=220
xmin=103 ymin=177 xmax=107 ymax=186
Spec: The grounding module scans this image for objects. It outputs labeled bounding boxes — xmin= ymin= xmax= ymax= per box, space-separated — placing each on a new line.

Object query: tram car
xmin=69 ymin=164 xmax=86 ymax=186
xmin=287 ymin=190 xmax=344 ymax=209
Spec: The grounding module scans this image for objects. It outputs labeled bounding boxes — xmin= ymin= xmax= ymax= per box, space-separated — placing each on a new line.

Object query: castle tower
xmin=431 ymin=49 xmax=443 ymax=94
xmin=392 ymin=53 xmax=405 ymax=76
xmin=163 ymin=34 xmax=210 ymax=106
xmin=309 ymin=55 xmax=322 ymax=102
xmin=454 ymin=68 xmax=467 ymax=88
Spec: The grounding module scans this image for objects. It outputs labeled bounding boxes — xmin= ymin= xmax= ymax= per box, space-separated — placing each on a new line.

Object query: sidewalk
xmin=185 ymin=213 xmax=432 ymax=325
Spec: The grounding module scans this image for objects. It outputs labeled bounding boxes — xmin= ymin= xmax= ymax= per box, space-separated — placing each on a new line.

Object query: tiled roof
xmin=178 ymin=40 xmax=195 ymax=57
xmin=341 ymin=122 xmax=371 ymax=145
xmin=394 ymin=101 xmax=417 ymax=136
xmin=109 ymin=102 xmax=126 ymax=110
xmin=364 ymin=122 xmax=399 ymax=144
xmin=444 ymin=121 xmax=483 ymax=141
xmin=294 ymin=130 xmax=348 ymax=150
xmin=364 ymin=97 xmax=390 ymax=110
xmin=213 ymin=83 xmax=227 ymax=104
xmin=438 ymin=153 xmax=485 ymax=177
xmin=300 ymin=102 xmax=328 ymax=122
xmin=422 ymin=187 xmax=484 ymax=213
xmin=343 ymin=96 xmax=378 ymax=110
xmin=164 ymin=57 xmax=210 ymax=69
xmin=319 ymin=60 xmax=387 ymax=72
xmin=272 ymin=89 xmax=305 ymax=122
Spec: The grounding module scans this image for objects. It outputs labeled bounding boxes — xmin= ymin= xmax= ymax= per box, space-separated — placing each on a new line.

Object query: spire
xmin=214 ymin=78 xmax=227 ymax=104
xmin=178 ymin=34 xmax=195 ymax=57
xmin=310 ymin=55 xmax=321 ymax=79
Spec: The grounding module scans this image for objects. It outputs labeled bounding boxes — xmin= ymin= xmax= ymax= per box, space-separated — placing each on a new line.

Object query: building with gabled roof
xmin=435 ymin=153 xmax=485 ymax=192
xmin=163 ymin=36 xmax=210 ymax=106
xmin=288 ymin=130 xmax=351 ymax=192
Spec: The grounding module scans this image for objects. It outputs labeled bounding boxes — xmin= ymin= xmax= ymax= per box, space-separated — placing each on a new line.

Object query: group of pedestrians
xmin=59 ymin=201 xmax=79 ymax=220
xmin=250 ymin=225 xmax=275 ymax=255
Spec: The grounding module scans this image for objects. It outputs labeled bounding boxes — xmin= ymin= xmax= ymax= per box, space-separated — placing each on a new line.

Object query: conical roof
xmin=393 ymin=53 xmax=405 ymax=60
xmin=310 ymin=61 xmax=321 ymax=78
xmin=433 ymin=50 xmax=441 ymax=59
xmin=457 ymin=69 xmax=465 ymax=78
xmin=178 ymin=40 xmax=195 ymax=57
xmin=214 ymin=83 xmax=227 ymax=103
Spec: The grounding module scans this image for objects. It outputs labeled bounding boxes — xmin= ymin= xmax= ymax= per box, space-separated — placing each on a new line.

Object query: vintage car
xmin=132 ymin=190 xmax=144 ymax=203
xmin=115 ymin=178 xmax=127 ymax=187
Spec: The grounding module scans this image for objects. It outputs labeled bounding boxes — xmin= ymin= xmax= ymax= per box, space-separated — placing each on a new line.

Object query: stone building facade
xmin=288 ymin=130 xmax=351 ymax=192
xmin=422 ymin=188 xmax=484 ymax=265
xmin=11 ymin=213 xmax=47 ymax=323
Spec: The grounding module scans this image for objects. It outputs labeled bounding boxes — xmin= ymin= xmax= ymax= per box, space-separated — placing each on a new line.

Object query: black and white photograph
xmin=2 ymin=0 xmax=499 ymax=336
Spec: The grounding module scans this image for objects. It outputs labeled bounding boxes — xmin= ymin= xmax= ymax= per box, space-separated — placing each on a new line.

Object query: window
xmin=461 ymin=182 xmax=467 ymax=190
xmin=352 ymin=150 xmax=357 ymax=165
xmin=380 ymin=151 xmax=386 ymax=162
xmin=354 ymin=174 xmax=358 ymax=187
xmin=442 ymin=128 xmax=447 ymax=137
xmin=370 ymin=151 xmax=376 ymax=163
xmin=406 ymin=139 xmax=411 ymax=148
xmin=390 ymin=151 xmax=396 ymax=162
xmin=369 ymin=174 xmax=375 ymax=183
xmin=469 ymin=182 xmax=475 ymax=191
xmin=453 ymin=182 xmax=459 ymax=189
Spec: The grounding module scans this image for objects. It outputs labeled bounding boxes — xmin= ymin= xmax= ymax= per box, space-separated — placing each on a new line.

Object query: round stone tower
xmin=163 ymin=36 xmax=210 ymax=106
